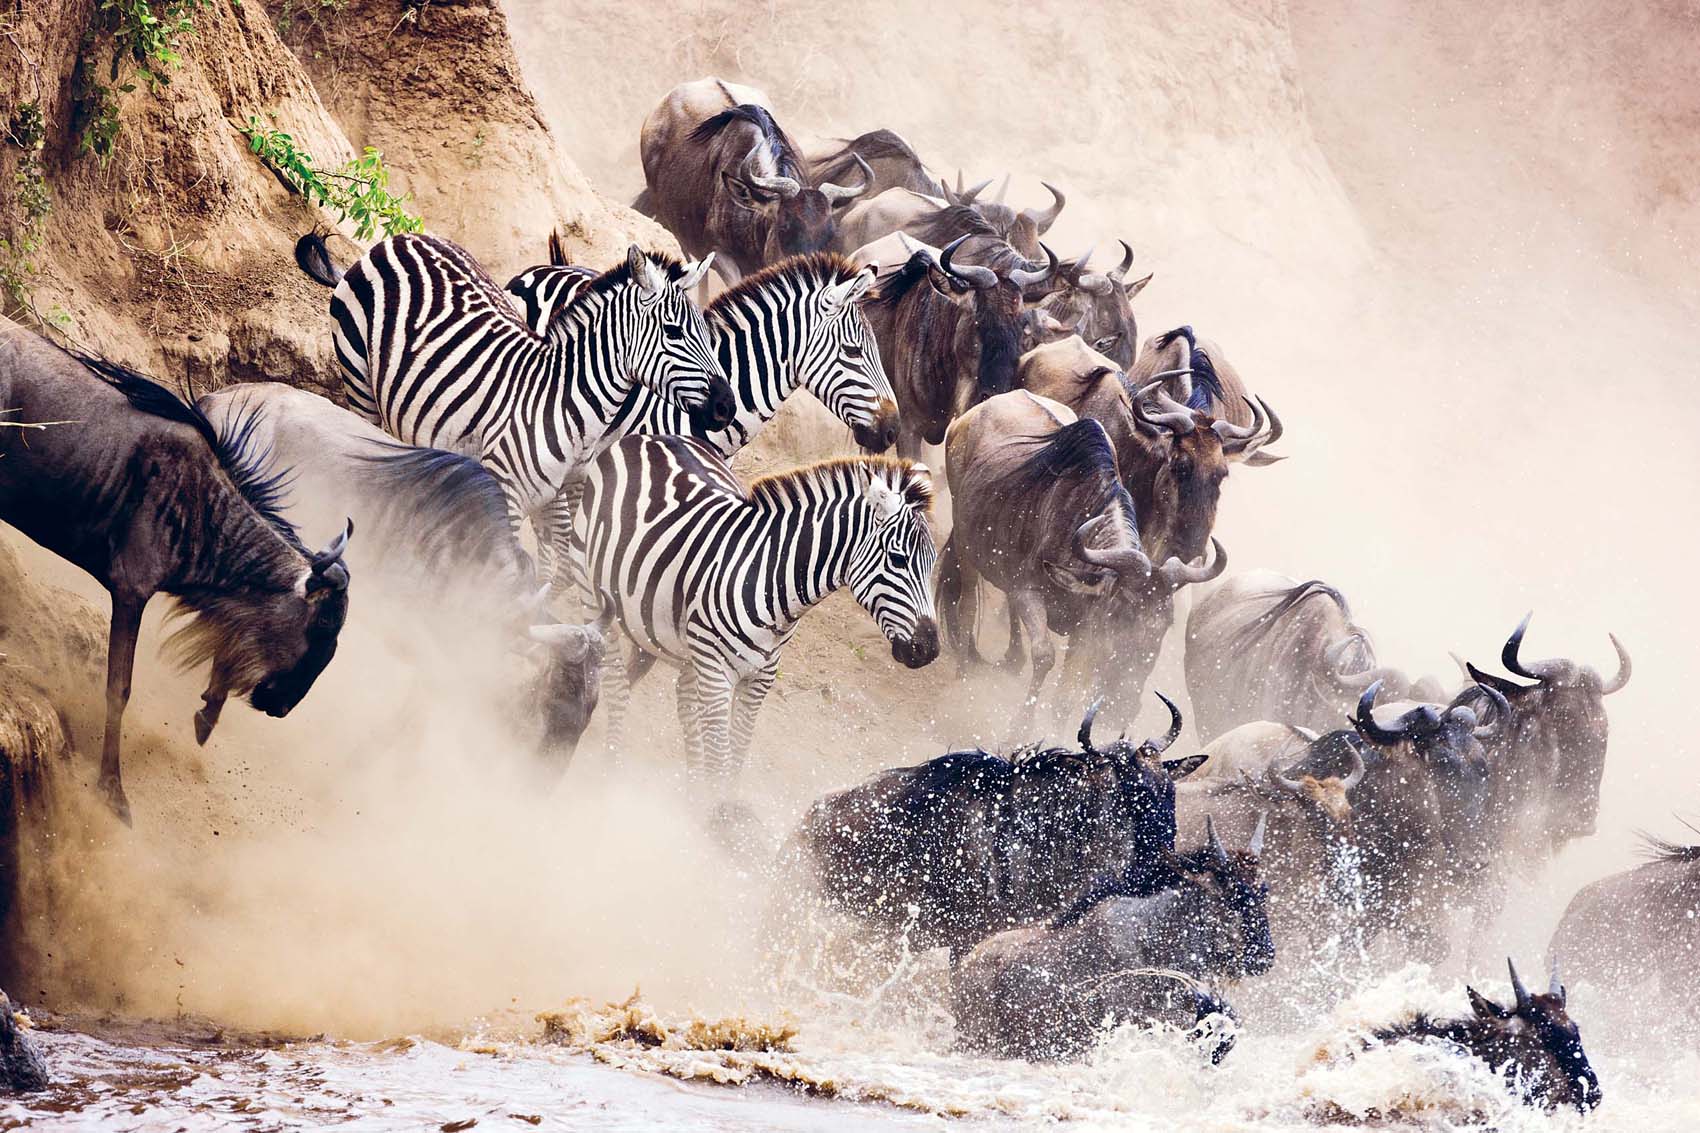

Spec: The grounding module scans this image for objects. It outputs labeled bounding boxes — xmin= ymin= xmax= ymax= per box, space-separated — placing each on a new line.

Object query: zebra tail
xmin=294 ymin=232 xmax=345 ymax=288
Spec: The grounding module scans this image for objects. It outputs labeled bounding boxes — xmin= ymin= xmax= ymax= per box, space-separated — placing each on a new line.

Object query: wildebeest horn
xmin=1508 ymin=957 xmax=1531 ymax=1011
xmin=1020 ymin=181 xmax=1066 ymax=234
xmin=520 ymin=582 xmax=552 ymax=615
xmin=1206 ymin=815 xmax=1231 ymax=869
xmin=307 ymin=518 xmax=354 ymax=592
xmin=1145 ymin=690 xmax=1184 ymax=754
xmin=1072 ymin=513 xmax=1152 ymax=578
xmin=1132 ymin=387 xmax=1197 ymax=435
xmin=1351 ymin=680 xmax=1410 ymax=746
xmin=992 ymin=173 xmax=1010 ymax=204
xmin=1501 ymin=611 xmax=1586 ymax=684
xmin=1110 ymin=239 xmax=1135 ymax=282
xmin=1158 ymin=537 xmax=1227 ymax=589
xmin=1464 ymin=660 xmax=1534 ymax=697
xmin=742 ymin=142 xmax=801 ymax=199
xmin=527 ymin=622 xmax=593 ymax=661
xmin=1273 ymin=766 xmax=1306 ymax=795
xmin=1066 ymin=244 xmax=1095 ymax=281
xmin=1601 ymin=634 xmax=1631 ymax=695
xmin=1007 ymin=242 xmax=1058 ymax=291
xmin=1549 ymin=958 xmax=1564 ymax=1001
xmin=1214 ymin=396 xmax=1268 ymax=456
xmin=1501 ymin=612 xmax=1542 ymax=682
xmin=1340 ymin=743 xmax=1368 ymax=791
xmin=1078 ymin=696 xmax=1104 ymax=754
xmin=819 ymin=153 xmax=873 ymax=203
xmin=594 ymin=592 xmax=618 ymax=636
xmin=1247 ymin=810 xmax=1268 ymax=858
xmin=953 ymin=171 xmax=991 ymax=205
xmin=938 ymin=233 xmax=998 ymax=290
xmin=1456 ymin=681 xmax=1512 ymax=739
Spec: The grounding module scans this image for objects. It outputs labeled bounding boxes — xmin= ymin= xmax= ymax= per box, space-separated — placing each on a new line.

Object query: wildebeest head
xmin=956 ymin=177 xmax=1066 ymax=260
xmin=1269 ymin=729 xmax=1369 ymax=838
xmin=1461 ymin=613 xmax=1630 ymax=845
xmin=597 ymin=246 xmax=736 ymax=430
xmin=1079 ymin=693 xmax=1211 ymax=862
xmin=1160 ymin=813 xmax=1275 ymax=977
xmin=524 ymin=599 xmax=615 ymax=766
xmin=1130 ymin=388 xmax=1283 ymax=563
xmin=1462 ymin=959 xmax=1602 ymax=1111
xmin=174 ymin=520 xmax=354 ymax=742
xmin=1039 ymin=240 xmax=1152 ymax=369
xmin=722 ymin=137 xmax=871 ymax=261
xmin=848 ymin=462 xmax=940 ymax=668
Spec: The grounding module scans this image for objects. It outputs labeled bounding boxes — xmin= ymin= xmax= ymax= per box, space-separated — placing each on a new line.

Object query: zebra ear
xmin=627 ymin=245 xmax=662 ymax=294
xmin=825 ymin=267 xmax=878 ymax=312
xmin=678 ymin=253 xmax=714 ymax=291
xmin=865 ymin=475 xmax=903 ymax=522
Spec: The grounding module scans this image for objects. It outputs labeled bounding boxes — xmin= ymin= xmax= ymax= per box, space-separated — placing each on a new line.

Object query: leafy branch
xmin=241 ymin=118 xmax=424 ymax=241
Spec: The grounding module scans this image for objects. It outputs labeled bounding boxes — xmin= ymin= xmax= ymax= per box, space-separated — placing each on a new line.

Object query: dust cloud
xmin=7 ymin=0 xmax=1698 ymax=1084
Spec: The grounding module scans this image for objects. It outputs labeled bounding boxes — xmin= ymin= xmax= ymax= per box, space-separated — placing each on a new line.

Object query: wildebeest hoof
xmin=98 ymin=774 xmax=132 ymax=827
xmin=0 ymin=990 xmax=48 ymax=1092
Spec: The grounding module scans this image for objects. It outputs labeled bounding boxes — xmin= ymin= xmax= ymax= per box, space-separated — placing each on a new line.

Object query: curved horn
xmin=1462 ymin=681 xmax=1512 ymax=739
xmin=1508 ymin=957 xmax=1531 ymax=1011
xmin=1549 ymin=958 xmax=1564 ymax=1001
xmin=938 ymin=233 xmax=998 ymax=290
xmin=1020 ymin=181 xmax=1066 ymax=234
xmin=1247 ymin=810 xmax=1268 ymax=859
xmin=992 ymin=173 xmax=1010 ymax=205
xmin=1351 ymin=680 xmax=1410 ymax=746
xmin=520 ymin=582 xmax=552 ymax=616
xmin=819 ymin=153 xmax=873 ymax=203
xmin=1155 ymin=391 xmax=1199 ymax=435
xmin=1601 ymin=634 xmax=1631 ymax=695
xmin=1071 ymin=513 xmax=1153 ymax=578
xmin=1340 ymin=742 xmax=1368 ymax=791
xmin=527 ymin=623 xmax=592 ymax=661
xmin=1007 ymin=242 xmax=1058 ymax=292
xmin=742 ymin=142 xmax=801 ymax=199
xmin=1078 ymin=696 xmax=1104 ymax=754
xmin=1158 ymin=537 xmax=1227 ymax=589
xmin=311 ymin=517 xmax=353 ymax=569
xmin=1465 ymin=660 xmax=1535 ymax=696
xmin=1273 ymin=766 xmax=1307 ymax=795
xmin=1206 ymin=815 xmax=1231 ymax=869
xmin=1133 ymin=387 xmax=1197 ymax=434
xmin=1066 ymin=244 xmax=1095 ymax=283
xmin=1110 ymin=239 xmax=1135 ymax=283
xmin=1145 ymin=690 xmax=1184 ymax=754
xmin=593 ymin=594 xmax=618 ymax=636
xmin=1501 ymin=612 xmax=1542 ymax=682
xmin=1215 ymin=397 xmax=1270 ymax=457
xmin=1500 ymin=610 xmax=1582 ymax=684
xmin=956 ymin=174 xmax=991 ymax=205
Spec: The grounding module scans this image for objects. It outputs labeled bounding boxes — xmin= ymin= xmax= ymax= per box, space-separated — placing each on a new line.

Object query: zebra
xmin=505 ymin=245 xmax=901 ymax=455
xmin=294 ymin=232 xmax=737 ymax=577
xmin=575 ymin=435 xmax=940 ymax=787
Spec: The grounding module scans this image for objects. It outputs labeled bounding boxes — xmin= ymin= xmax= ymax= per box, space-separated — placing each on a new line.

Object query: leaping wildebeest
xmin=1185 ymin=570 xmax=1444 ymax=743
xmin=0 ymin=325 xmax=352 ymax=822
xmin=198 ymin=383 xmax=613 ymax=768
xmin=638 ymin=78 xmax=871 ymax=285
xmin=952 ymin=813 xmax=1270 ymax=1063
xmin=863 ymin=235 xmax=1055 ymax=458
xmin=789 ymin=696 xmax=1209 ymax=957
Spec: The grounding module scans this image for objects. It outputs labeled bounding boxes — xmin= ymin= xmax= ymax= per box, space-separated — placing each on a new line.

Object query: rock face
xmin=278 ymin=0 xmax=676 ymax=276
xmin=0 ymin=990 xmax=48 ymax=1092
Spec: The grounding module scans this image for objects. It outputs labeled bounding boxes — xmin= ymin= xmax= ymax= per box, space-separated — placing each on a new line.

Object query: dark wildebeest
xmin=0 ymin=326 xmax=352 ymax=821
xmin=952 ymin=814 xmax=1268 ymax=1063
xmin=832 ymin=177 xmax=1065 ymax=261
xmin=791 ymin=696 xmax=1209 ymax=957
xmin=1456 ymin=613 xmax=1631 ymax=855
xmin=199 ymin=383 xmax=612 ymax=767
xmin=1037 ymin=241 xmax=1152 ymax=369
xmin=1185 ymin=570 xmax=1445 ymax=743
xmin=1368 ymin=959 xmax=1602 ymax=1112
xmin=863 ymin=235 xmax=1054 ymax=459
xmin=806 ymin=128 xmax=945 ymax=198
xmin=1132 ymin=326 xmax=1257 ymax=428
xmin=939 ymin=389 xmax=1224 ymax=720
xmin=638 ymin=78 xmax=870 ymax=286
xmin=1549 ymin=827 xmax=1699 ymax=1033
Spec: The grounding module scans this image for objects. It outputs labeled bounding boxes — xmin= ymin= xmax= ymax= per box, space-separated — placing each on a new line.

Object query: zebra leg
xmin=687 ymin=659 xmax=737 ymax=791
xmin=1009 ymin=588 xmax=1054 ymax=735
xmin=533 ymin=488 xmax=585 ymax=605
xmin=728 ymin=662 xmax=778 ymax=781
xmin=674 ymin=665 xmax=704 ymax=774
xmin=601 ymin=644 xmax=631 ymax=762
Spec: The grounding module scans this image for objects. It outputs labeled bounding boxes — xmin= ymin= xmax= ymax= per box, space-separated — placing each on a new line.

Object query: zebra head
xmin=800 ymin=264 xmax=900 ymax=452
xmin=848 ymin=462 xmax=940 ymax=669
xmin=623 ymin=246 xmax=737 ymax=430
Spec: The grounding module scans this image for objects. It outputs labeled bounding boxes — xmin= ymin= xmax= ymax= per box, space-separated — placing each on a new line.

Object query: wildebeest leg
xmin=1010 ymin=589 xmax=1054 ymax=732
xmin=99 ymin=593 xmax=145 ymax=825
xmin=1000 ymin=598 xmax=1025 ymax=671
xmin=938 ymin=535 xmax=984 ymax=673
xmin=534 ymin=486 xmax=585 ymax=605
xmin=728 ymin=662 xmax=778 ymax=781
xmin=601 ymin=646 xmax=631 ymax=761
xmin=195 ymin=660 xmax=235 ymax=746
xmin=896 ymin=422 xmax=927 ymax=463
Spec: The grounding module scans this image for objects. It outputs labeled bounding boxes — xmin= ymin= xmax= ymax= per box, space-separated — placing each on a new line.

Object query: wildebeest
xmin=1457 ymin=613 xmax=1630 ymax=853
xmin=1132 ymin=326 xmax=1257 ymax=428
xmin=1368 ymin=959 xmax=1602 ymax=1112
xmin=1549 ymin=827 xmax=1698 ymax=1031
xmin=198 ymin=383 xmax=611 ymax=767
xmin=863 ymin=236 xmax=1054 ymax=458
xmin=0 ymin=325 xmax=352 ymax=821
xmin=832 ymin=178 xmax=1065 ymax=261
xmin=792 ymin=696 xmax=1209 ymax=956
xmin=806 ymin=128 xmax=945 ymax=198
xmin=1185 ymin=571 xmax=1444 ymax=743
xmin=1036 ymin=241 xmax=1152 ymax=369
xmin=638 ymin=78 xmax=870 ymax=285
xmin=952 ymin=815 xmax=1268 ymax=1063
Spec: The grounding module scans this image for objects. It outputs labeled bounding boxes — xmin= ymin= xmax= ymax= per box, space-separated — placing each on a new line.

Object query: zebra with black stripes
xmin=295 ymin=232 xmax=737 ymax=577
xmin=505 ymin=247 xmax=900 ymax=455
xmin=575 ymin=435 xmax=940 ymax=787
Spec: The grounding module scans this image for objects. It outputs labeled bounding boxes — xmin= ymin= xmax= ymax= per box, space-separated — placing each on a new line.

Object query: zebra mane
xmin=576 ymin=250 xmax=691 ymax=301
xmin=705 ymin=252 xmax=861 ymax=316
xmin=747 ymin=456 xmax=934 ymax=514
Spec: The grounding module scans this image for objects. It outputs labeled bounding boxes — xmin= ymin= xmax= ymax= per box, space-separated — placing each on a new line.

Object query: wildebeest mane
xmin=867 ymin=252 xmax=934 ymax=310
xmin=817 ymin=129 xmax=921 ymax=167
xmin=76 ymin=352 xmax=301 ymax=549
xmin=1154 ymin=326 xmax=1226 ymax=411
xmin=689 ymin=103 xmax=809 ymax=182
xmin=1639 ymin=825 xmax=1700 ymax=863
xmin=908 ymin=204 xmax=1001 ymax=248
xmin=1007 ymin=418 xmax=1133 ymax=526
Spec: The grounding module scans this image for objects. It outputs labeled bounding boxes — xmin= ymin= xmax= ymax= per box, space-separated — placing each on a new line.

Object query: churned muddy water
xmin=4 ymin=0 xmax=1699 ymax=1129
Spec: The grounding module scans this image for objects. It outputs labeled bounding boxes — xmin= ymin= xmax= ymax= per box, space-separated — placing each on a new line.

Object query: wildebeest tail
xmin=294 ymin=232 xmax=344 ymax=288
xmin=1224 ymin=578 xmax=1355 ymax=656
xmin=1639 ymin=825 xmax=1700 ymax=862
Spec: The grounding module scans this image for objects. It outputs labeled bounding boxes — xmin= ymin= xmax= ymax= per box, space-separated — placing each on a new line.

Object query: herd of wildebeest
xmin=0 ymin=76 xmax=1692 ymax=1110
